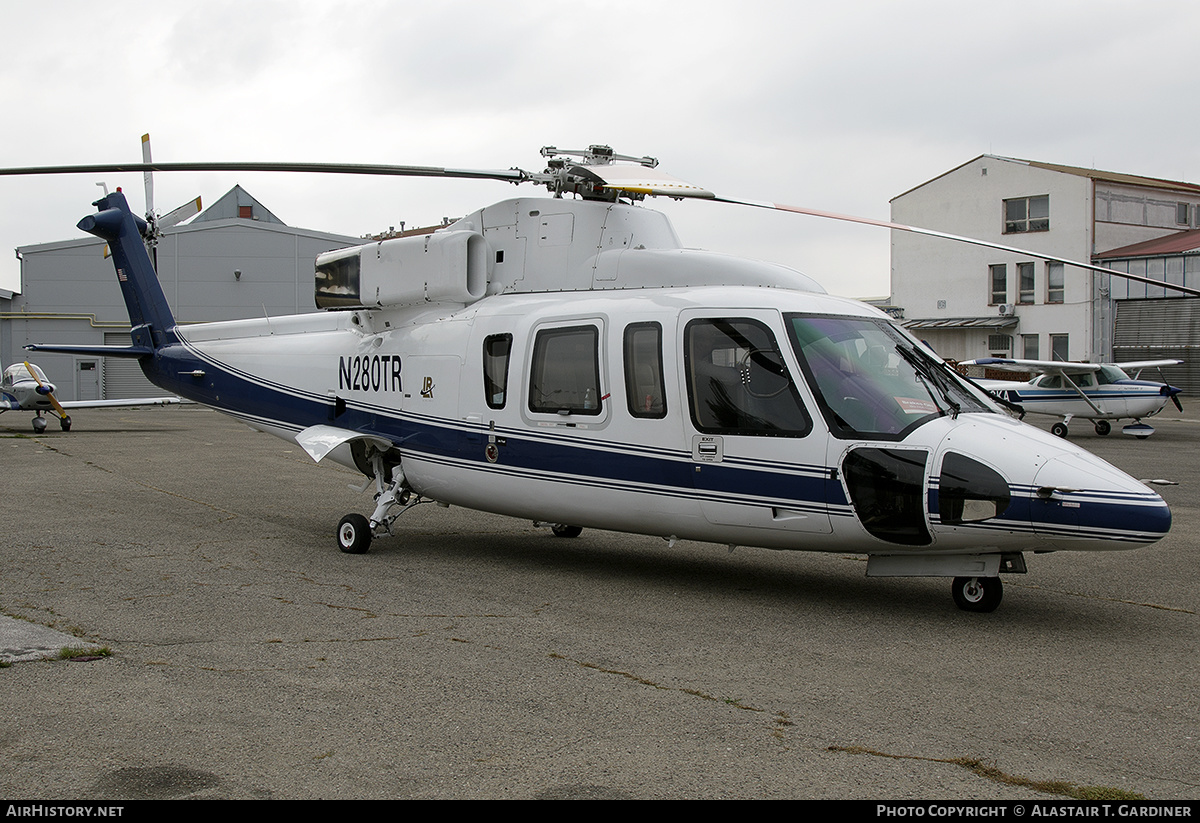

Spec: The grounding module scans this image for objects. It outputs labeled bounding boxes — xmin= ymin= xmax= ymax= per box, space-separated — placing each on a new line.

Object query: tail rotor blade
xmin=141 ymin=133 xmax=154 ymax=219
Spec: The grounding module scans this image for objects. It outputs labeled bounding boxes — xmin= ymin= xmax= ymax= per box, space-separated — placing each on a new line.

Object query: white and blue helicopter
xmin=4 ymin=145 xmax=1182 ymax=612
xmin=963 ymin=357 xmax=1184 ymax=439
xmin=1 ymin=360 xmax=179 ymax=432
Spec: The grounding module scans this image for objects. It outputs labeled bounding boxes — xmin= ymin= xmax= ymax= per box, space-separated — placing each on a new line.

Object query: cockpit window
xmin=684 ymin=318 xmax=812 ymax=436
xmin=787 ymin=314 xmax=989 ymax=440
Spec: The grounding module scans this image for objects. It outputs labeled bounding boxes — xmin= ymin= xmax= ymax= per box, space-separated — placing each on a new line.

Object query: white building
xmin=889 ymin=156 xmax=1200 ymax=381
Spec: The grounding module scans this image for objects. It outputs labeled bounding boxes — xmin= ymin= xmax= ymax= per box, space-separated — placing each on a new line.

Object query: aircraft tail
xmin=76 ymin=190 xmax=177 ymax=350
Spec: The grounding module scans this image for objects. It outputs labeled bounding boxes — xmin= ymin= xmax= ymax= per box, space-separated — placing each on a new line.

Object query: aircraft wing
xmin=961 ymin=358 xmax=1101 ymax=375
xmin=1114 ymin=359 xmax=1183 ymax=371
xmin=1 ymin=397 xmax=21 ymax=410
xmin=58 ymin=397 xmax=182 ymax=409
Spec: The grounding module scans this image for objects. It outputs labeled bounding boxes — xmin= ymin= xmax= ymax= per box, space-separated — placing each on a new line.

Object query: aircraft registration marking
xmin=339 ymin=355 xmax=402 ymax=393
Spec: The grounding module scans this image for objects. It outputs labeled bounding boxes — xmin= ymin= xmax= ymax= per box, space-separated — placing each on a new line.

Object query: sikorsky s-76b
xmin=10 ymin=145 xmax=1175 ymax=612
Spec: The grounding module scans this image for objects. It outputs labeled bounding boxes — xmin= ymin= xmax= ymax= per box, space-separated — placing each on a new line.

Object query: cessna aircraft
xmin=1 ymin=360 xmax=179 ymax=432
xmin=4 ymin=145 xmax=1180 ymax=612
xmin=963 ymin=357 xmax=1184 ymax=439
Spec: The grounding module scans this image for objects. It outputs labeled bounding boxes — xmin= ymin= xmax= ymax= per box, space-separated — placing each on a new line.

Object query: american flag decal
xmin=117 ymin=268 xmax=127 ymax=282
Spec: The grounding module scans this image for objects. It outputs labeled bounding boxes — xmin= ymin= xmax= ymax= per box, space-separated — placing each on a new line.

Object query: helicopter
xmin=4 ymin=144 xmax=1176 ymax=613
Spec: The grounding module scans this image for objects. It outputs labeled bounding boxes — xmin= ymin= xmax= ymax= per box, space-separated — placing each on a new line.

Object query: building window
xmin=1177 ymin=203 xmax=1191 ymax=226
xmin=1004 ymin=195 xmax=1049 ymax=234
xmin=1021 ymin=334 xmax=1039 ymax=360
xmin=987 ymin=334 xmax=1012 ymax=354
xmin=1050 ymin=334 xmax=1069 ymax=363
xmin=1018 ymin=262 xmax=1035 ymax=304
xmin=989 ymin=264 xmax=1007 ymax=305
xmin=1046 ymin=262 xmax=1064 ymax=304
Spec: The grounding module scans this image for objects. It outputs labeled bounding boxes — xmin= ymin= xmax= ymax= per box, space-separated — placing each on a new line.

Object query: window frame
xmin=1018 ymin=262 xmax=1035 ymax=304
xmin=527 ymin=324 xmax=603 ymax=417
xmin=989 ymin=264 xmax=1007 ymax=305
xmin=482 ymin=333 xmax=513 ymax=410
xmin=623 ymin=322 xmax=667 ymax=420
xmin=1046 ymin=262 xmax=1064 ymax=304
xmin=1004 ymin=195 xmax=1050 ymax=234
xmin=684 ymin=316 xmax=812 ymax=438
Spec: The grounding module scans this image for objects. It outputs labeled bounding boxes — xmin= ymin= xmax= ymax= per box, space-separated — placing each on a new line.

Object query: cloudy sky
xmin=3 ymin=0 xmax=1199 ymax=299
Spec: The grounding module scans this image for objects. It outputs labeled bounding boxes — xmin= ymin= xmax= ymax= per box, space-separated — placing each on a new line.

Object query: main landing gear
xmin=30 ymin=413 xmax=70 ymax=433
xmin=335 ymin=453 xmax=422 ymax=554
xmin=951 ymin=576 xmax=1003 ymax=613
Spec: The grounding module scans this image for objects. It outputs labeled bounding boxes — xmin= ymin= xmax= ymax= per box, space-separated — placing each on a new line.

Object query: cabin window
xmin=624 ymin=323 xmax=666 ymax=419
xmin=529 ymin=325 xmax=602 ymax=416
xmin=842 ymin=448 xmax=932 ymax=545
xmin=483 ymin=334 xmax=512 ymax=409
xmin=684 ymin=318 xmax=811 ymax=436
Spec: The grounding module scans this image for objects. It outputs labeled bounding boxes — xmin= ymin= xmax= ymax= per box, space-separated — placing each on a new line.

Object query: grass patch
xmin=58 ymin=646 xmax=111 ymax=660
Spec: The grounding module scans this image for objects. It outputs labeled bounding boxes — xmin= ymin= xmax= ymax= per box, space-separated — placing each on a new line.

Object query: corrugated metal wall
xmin=1113 ymin=298 xmax=1200 ymax=396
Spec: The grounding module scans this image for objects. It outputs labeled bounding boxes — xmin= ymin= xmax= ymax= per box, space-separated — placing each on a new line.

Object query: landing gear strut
xmin=335 ymin=451 xmax=421 ymax=554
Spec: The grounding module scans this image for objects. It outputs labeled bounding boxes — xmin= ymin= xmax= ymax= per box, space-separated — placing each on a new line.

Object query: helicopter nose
xmin=1029 ymin=451 xmax=1170 ymax=550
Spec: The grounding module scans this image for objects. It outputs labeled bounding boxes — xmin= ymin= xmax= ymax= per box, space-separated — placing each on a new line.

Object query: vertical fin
xmin=76 ymin=191 xmax=177 ymax=348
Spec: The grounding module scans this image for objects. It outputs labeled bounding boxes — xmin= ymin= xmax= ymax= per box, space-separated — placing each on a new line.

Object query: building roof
xmin=192 ymin=185 xmax=284 ymax=225
xmin=1094 ymin=228 xmax=1200 ymax=259
xmin=893 ymin=155 xmax=1200 ymax=201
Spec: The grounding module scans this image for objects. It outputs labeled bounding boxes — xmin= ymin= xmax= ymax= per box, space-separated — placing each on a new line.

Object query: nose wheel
xmin=951 ymin=576 xmax=1003 ymax=612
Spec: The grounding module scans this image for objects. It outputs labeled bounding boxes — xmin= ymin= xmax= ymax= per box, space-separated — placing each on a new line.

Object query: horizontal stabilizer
xmin=24 ymin=344 xmax=154 ymax=359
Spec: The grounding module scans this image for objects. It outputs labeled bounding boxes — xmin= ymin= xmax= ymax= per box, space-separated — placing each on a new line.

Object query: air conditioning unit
xmin=998 ymin=303 xmax=1016 ymax=317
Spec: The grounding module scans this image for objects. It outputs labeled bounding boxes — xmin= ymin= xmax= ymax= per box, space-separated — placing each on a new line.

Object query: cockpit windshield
xmin=787 ymin=314 xmax=991 ymax=439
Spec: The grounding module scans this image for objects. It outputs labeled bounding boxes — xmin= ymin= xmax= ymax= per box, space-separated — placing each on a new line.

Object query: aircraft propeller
xmin=2 ymin=143 xmax=1198 ymax=297
xmin=22 ymin=360 xmax=70 ymax=429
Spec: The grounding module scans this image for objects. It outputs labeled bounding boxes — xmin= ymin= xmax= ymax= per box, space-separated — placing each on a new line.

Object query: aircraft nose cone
xmin=1030 ymin=452 xmax=1170 ymax=550
xmin=36 ymin=384 xmax=54 ymax=395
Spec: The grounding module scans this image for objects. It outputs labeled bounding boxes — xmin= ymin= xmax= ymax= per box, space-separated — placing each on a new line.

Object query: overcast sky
xmin=3 ymin=0 xmax=1199 ymax=300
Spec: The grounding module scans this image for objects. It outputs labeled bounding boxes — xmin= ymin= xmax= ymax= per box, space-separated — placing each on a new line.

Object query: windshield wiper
xmin=896 ymin=345 xmax=961 ymax=419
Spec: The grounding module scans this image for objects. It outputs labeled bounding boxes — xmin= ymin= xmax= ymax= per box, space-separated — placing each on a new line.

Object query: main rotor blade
xmin=715 ymin=195 xmax=1200 ymax=298
xmin=0 ymin=160 xmax=533 ymax=184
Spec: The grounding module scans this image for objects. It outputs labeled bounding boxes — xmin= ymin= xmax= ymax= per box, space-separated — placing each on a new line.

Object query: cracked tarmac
xmin=1 ymin=405 xmax=1197 ymax=799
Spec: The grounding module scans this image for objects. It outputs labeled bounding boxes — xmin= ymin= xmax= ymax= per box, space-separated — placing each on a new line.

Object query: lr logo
xmin=420 ymin=376 xmax=435 ymax=398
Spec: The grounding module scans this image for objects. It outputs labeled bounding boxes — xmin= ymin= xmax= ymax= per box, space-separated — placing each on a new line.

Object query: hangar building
xmin=1 ymin=186 xmax=358 ymax=402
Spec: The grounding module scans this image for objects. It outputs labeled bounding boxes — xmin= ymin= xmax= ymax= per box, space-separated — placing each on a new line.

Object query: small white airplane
xmin=3 ymin=144 xmax=1183 ymax=612
xmin=1 ymin=361 xmax=180 ymax=433
xmin=963 ymin=358 xmax=1183 ymax=439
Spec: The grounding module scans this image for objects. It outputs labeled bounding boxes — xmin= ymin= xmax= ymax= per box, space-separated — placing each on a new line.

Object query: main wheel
xmin=551 ymin=524 xmax=583 ymax=538
xmin=60 ymin=416 xmax=72 ymax=432
xmin=951 ymin=576 xmax=1003 ymax=613
xmin=1051 ymin=422 xmax=1068 ymax=438
xmin=1094 ymin=420 xmax=1110 ymax=436
xmin=337 ymin=513 xmax=372 ymax=554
